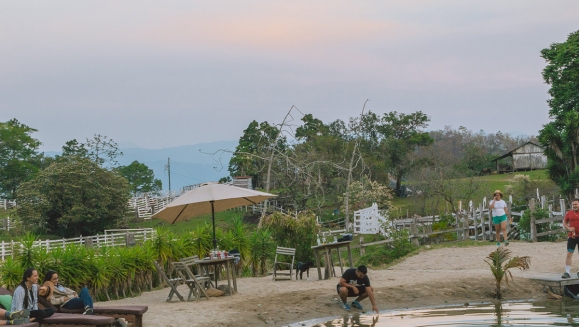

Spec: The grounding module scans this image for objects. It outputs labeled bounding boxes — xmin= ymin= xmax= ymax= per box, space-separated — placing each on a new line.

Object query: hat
xmin=357 ymin=265 xmax=368 ymax=275
xmin=493 ymin=190 xmax=503 ymax=198
xmin=39 ymin=281 xmax=54 ymax=298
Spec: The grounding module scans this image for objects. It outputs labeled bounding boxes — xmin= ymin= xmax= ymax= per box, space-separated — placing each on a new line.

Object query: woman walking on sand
xmin=489 ymin=190 xmax=512 ymax=246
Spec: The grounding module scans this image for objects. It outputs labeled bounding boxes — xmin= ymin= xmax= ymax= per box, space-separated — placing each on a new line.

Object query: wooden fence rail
xmin=0 ymin=228 xmax=156 ymax=261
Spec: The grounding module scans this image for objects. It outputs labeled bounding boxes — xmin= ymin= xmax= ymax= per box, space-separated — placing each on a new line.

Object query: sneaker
xmin=496 ymin=242 xmax=501 ymax=246
xmin=115 ymin=318 xmax=128 ymax=327
xmin=505 ymin=241 xmax=509 ymax=246
xmin=9 ymin=318 xmax=31 ymax=325
xmin=83 ymin=307 xmax=93 ymax=315
xmin=8 ymin=310 xmax=30 ymax=319
xmin=343 ymin=302 xmax=351 ymax=311
xmin=562 ymin=272 xmax=571 ymax=279
xmin=351 ymin=300 xmax=364 ymax=310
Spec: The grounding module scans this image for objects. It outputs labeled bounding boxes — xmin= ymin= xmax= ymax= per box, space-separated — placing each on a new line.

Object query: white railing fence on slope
xmin=0 ymin=228 xmax=156 ymax=261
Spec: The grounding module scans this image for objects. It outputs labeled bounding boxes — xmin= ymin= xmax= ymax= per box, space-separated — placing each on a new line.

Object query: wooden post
xmin=463 ymin=212 xmax=469 ymax=241
xmin=410 ymin=216 xmax=419 ymax=246
xmin=561 ymin=198 xmax=566 ymax=212
xmin=472 ymin=205 xmax=478 ymax=241
xmin=541 ymin=195 xmax=546 ymax=209
xmin=487 ymin=206 xmax=493 ymax=241
xmin=507 ymin=201 xmax=512 ymax=234
xmin=530 ymin=198 xmax=537 ymax=242
xmin=126 ymin=233 xmax=136 ymax=247
xmin=480 ymin=203 xmax=485 ymax=241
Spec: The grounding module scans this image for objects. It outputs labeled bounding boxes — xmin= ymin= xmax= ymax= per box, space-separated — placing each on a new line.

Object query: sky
xmin=1 ymin=1 xmax=578 ymax=152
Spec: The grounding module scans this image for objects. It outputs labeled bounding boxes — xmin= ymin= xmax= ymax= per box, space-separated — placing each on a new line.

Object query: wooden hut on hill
xmin=491 ymin=141 xmax=547 ymax=173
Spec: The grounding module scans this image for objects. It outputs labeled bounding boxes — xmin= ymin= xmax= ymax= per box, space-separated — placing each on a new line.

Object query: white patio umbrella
xmin=152 ymin=183 xmax=277 ymax=250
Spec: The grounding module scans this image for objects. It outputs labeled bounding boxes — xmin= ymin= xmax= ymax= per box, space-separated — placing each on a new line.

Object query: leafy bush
xmin=518 ymin=208 xmax=561 ymax=241
xmin=260 ymin=211 xmax=320 ymax=264
xmin=358 ymin=229 xmax=417 ymax=267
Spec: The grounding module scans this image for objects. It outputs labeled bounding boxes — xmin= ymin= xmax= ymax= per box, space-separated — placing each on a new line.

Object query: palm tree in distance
xmin=485 ymin=247 xmax=531 ymax=299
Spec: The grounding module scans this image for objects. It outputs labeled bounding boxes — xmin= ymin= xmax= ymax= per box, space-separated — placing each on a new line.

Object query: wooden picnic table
xmin=311 ymin=241 xmax=353 ymax=280
xmin=194 ymin=257 xmax=237 ymax=295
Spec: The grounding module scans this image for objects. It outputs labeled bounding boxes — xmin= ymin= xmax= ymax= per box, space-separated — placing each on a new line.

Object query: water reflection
xmin=318 ymin=313 xmax=379 ymax=327
xmin=303 ymin=300 xmax=579 ymax=327
xmin=493 ymin=301 xmax=503 ymax=327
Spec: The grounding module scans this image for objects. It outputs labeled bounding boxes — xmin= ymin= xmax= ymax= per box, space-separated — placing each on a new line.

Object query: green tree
xmin=0 ymin=119 xmax=42 ymax=199
xmin=377 ymin=111 xmax=433 ymax=194
xmin=228 ymin=120 xmax=285 ymax=188
xmin=538 ymin=30 xmax=579 ymax=199
xmin=116 ymin=161 xmax=162 ymax=195
xmin=16 ymin=157 xmax=130 ymax=237
xmin=58 ymin=135 xmax=123 ymax=167
xmin=61 ymin=139 xmax=89 ymax=158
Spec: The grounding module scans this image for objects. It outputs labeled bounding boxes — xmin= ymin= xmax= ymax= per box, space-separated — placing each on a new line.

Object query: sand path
xmin=101 ymin=241 xmax=565 ymax=326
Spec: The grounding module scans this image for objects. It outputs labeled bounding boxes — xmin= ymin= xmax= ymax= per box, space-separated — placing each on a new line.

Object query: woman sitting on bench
xmin=42 ymin=270 xmax=93 ymax=315
xmin=11 ymin=268 xmax=54 ymax=323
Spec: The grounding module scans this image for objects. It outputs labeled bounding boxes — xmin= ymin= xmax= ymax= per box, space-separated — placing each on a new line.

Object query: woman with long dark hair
xmin=42 ymin=270 xmax=93 ymax=315
xmin=11 ymin=268 xmax=54 ymax=323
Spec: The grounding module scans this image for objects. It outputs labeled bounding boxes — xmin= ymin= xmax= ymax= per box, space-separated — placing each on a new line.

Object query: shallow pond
xmin=291 ymin=300 xmax=579 ymax=327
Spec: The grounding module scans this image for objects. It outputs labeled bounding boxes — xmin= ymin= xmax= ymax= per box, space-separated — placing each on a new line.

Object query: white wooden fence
xmin=0 ymin=228 xmax=156 ymax=261
xmin=1 ymin=199 xmax=16 ymax=210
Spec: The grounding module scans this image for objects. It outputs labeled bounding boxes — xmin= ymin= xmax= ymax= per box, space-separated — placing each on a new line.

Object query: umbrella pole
xmin=211 ymin=201 xmax=217 ymax=251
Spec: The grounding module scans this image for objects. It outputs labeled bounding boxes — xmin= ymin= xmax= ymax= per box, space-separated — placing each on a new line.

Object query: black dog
xmin=296 ymin=261 xmax=315 ymax=280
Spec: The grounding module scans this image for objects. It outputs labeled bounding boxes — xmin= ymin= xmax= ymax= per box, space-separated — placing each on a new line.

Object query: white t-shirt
xmin=490 ymin=199 xmax=507 ymax=217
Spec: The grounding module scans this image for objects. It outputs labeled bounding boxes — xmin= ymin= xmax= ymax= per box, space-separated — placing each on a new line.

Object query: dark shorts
xmin=337 ymin=284 xmax=366 ymax=297
xmin=567 ymin=238 xmax=579 ymax=253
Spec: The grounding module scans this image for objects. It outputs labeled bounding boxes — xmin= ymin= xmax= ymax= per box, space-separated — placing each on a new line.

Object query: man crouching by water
xmin=337 ymin=265 xmax=379 ymax=314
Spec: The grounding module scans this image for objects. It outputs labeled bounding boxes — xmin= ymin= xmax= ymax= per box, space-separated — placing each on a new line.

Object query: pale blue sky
xmin=1 ymin=1 xmax=578 ymax=151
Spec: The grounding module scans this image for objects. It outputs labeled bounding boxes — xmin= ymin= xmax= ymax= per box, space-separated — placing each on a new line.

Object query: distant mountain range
xmin=44 ymin=140 xmax=237 ymax=192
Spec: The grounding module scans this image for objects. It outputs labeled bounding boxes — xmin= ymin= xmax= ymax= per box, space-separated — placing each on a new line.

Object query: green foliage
xmin=358 ymin=229 xmax=417 ymax=267
xmin=339 ymin=176 xmax=393 ymax=212
xmin=16 ymin=157 xmax=131 ymax=237
xmin=0 ymin=257 xmax=24 ymax=290
xmin=58 ymin=134 xmax=123 ymax=167
xmin=248 ymin=228 xmax=275 ymax=276
xmin=0 ymin=119 xmax=42 ymax=199
xmin=190 ymin=225 xmax=213 ymax=259
xmin=228 ymin=120 xmax=286 ymax=186
xmin=517 ymin=208 xmax=560 ymax=241
xmin=505 ymin=174 xmax=560 ymax=206
xmin=116 ymin=160 xmax=162 ymax=195
xmin=17 ymin=232 xmax=39 ymax=269
xmin=430 ymin=214 xmax=457 ymax=241
xmin=260 ymin=211 xmax=320 ymax=264
xmin=485 ymin=247 xmax=530 ymax=299
xmin=375 ymin=111 xmax=433 ymax=193
xmin=538 ymin=30 xmax=579 ymax=200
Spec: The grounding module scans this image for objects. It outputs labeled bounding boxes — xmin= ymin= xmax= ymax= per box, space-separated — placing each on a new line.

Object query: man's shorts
xmin=337 ymin=284 xmax=366 ymax=297
xmin=492 ymin=214 xmax=507 ymax=225
xmin=567 ymin=237 xmax=579 ymax=253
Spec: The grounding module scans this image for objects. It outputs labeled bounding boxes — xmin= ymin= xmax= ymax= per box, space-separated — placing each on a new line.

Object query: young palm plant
xmin=16 ymin=232 xmax=39 ymax=269
xmin=0 ymin=257 xmax=24 ymax=290
xmin=191 ymin=225 xmax=213 ymax=258
xmin=249 ymin=228 xmax=275 ymax=276
xmin=485 ymin=247 xmax=531 ymax=299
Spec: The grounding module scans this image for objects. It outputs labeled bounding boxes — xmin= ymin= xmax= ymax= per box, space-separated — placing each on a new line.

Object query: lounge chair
xmin=1 ymin=287 xmax=147 ymax=327
xmin=59 ymin=306 xmax=148 ymax=327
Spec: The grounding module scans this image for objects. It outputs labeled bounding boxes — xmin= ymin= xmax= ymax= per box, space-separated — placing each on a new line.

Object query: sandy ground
xmin=101 ymin=241 xmax=568 ymax=326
